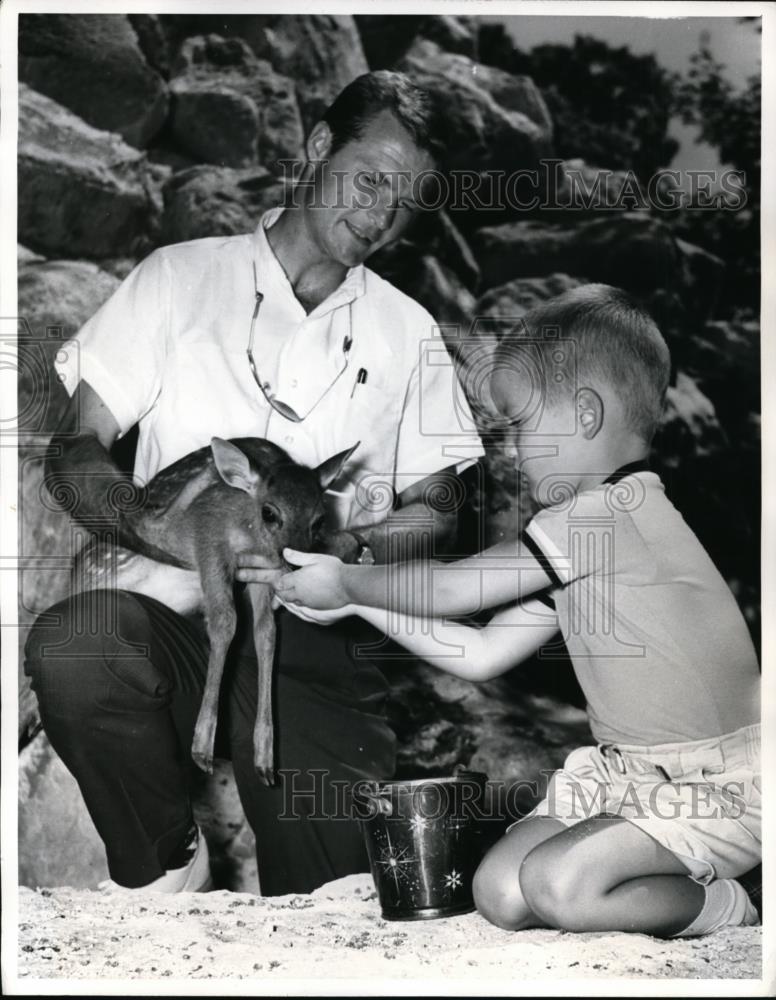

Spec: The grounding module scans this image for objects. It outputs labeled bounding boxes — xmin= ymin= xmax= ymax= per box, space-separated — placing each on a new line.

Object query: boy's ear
xmin=576 ymin=388 xmax=604 ymax=439
xmin=306 ymin=120 xmax=334 ymax=164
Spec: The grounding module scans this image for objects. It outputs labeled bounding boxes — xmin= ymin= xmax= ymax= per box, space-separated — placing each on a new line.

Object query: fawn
xmin=71 ymin=437 xmax=358 ymax=782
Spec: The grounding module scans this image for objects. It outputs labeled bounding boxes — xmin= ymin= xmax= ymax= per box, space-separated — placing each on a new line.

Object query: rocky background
xmin=17 ymin=14 xmax=760 ymax=891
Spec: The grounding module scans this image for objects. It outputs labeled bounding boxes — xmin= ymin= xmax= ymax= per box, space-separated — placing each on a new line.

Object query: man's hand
xmin=240 ymin=549 xmax=350 ymax=610
xmin=235 ymin=562 xmax=285 ymax=587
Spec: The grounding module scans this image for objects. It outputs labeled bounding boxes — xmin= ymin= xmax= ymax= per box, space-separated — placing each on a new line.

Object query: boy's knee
xmin=473 ymin=854 xmax=531 ymax=931
xmin=519 ymin=843 xmax=589 ymax=931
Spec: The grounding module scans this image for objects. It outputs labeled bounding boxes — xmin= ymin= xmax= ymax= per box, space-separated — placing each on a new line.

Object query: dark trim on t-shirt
xmin=533 ymin=590 xmax=556 ymax=610
xmin=522 ymin=528 xmax=565 ymax=590
xmin=602 ymin=459 xmax=651 ymax=486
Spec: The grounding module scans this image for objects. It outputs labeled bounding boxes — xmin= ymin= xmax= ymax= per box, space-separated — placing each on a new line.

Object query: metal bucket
xmin=355 ymin=767 xmax=489 ymax=921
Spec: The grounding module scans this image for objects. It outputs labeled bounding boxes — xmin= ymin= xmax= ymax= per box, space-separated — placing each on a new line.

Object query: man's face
xmin=305 ymin=109 xmax=436 ymax=268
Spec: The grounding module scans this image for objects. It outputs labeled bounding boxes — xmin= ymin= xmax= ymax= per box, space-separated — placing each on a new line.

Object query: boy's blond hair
xmin=494 ymin=284 xmax=671 ymax=442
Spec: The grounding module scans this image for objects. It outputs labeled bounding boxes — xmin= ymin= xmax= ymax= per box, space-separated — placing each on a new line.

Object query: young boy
xmin=237 ymin=284 xmax=761 ymax=937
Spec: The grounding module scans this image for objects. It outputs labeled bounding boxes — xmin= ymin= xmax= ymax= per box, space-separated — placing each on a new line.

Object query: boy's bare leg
xmin=473 ymin=817 xmax=567 ymax=930
xmin=519 ymin=814 xmax=705 ymax=936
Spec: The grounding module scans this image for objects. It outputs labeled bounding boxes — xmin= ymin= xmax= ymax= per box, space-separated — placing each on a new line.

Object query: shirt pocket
xmin=331 ymin=381 xmax=401 ymax=513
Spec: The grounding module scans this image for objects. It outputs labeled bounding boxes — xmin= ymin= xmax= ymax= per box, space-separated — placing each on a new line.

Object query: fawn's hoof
xmin=192 ymin=751 xmax=214 ymax=775
xmin=254 ymin=763 xmax=275 ymax=786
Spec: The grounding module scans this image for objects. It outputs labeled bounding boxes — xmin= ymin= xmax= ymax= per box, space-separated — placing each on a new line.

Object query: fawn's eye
xmin=262 ymin=503 xmax=282 ymax=527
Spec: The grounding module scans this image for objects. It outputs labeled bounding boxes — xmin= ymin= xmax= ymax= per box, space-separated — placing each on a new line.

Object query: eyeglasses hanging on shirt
xmin=246 ymin=261 xmax=353 ymax=423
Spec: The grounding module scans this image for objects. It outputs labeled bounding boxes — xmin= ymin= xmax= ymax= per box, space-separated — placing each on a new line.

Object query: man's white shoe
xmin=734 ymin=884 xmax=760 ymax=927
xmin=99 ymin=826 xmax=213 ymax=893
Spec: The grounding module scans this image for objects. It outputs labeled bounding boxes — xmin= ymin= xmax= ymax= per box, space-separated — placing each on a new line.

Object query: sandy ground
xmin=15 ymin=873 xmax=762 ymax=987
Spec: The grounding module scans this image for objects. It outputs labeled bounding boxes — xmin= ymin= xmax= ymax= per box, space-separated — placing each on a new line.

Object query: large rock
xmin=169 ymin=34 xmax=305 ymax=170
xmin=128 ymin=13 xmax=172 ymax=78
xmin=434 ymin=211 xmax=482 ymax=291
xmin=19 ymin=733 xmax=110 ymax=889
xmin=475 ymin=273 xmax=586 ymax=331
xmin=472 ymin=221 xmax=576 ymax=290
xmin=244 ymin=15 xmax=369 ymax=131
xmin=397 ymin=39 xmax=553 ymax=180
xmin=389 ymin=658 xmax=590 ymax=803
xmin=658 ymin=371 xmax=727 ymax=467
xmin=688 ymin=315 xmax=760 ymax=417
xmin=18 ymin=85 xmax=168 ymax=260
xmin=17 ymin=259 xmax=122 ymax=447
xmin=355 ymin=14 xmax=425 ymax=69
xmin=17 ymin=259 xmax=123 ymax=735
xmin=674 ymin=237 xmax=726 ymax=322
xmin=550 ymin=158 xmax=646 ymax=216
xmin=161 ymin=165 xmax=287 ymax=245
xmin=386 ymin=255 xmax=477 ymax=330
xmin=369 ymin=234 xmax=477 ymax=329
xmin=160 ymin=15 xmax=368 ymax=132
xmin=356 ymin=14 xmax=478 ymax=68
xmin=472 ymin=213 xmax=683 ymax=295
xmin=419 ymin=15 xmax=479 ymax=59
xmin=19 ymin=13 xmax=169 ymax=148
xmin=370 ymin=210 xmax=480 ymax=295
xmin=17 ymin=244 xmax=45 ymax=265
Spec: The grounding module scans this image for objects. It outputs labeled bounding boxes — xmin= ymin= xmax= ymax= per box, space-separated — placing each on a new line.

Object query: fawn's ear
xmin=315 ymin=441 xmax=360 ymax=491
xmin=211 ymin=438 xmax=260 ymax=494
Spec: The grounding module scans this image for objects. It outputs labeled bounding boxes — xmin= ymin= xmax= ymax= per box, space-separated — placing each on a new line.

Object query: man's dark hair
xmin=322 ymin=71 xmax=445 ymax=165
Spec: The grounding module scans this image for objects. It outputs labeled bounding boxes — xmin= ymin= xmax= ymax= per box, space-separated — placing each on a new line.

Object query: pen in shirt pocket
xmin=350 ymin=368 xmax=368 ymax=398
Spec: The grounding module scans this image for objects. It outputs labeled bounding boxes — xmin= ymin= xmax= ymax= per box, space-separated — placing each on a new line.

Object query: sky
xmin=491 ymin=14 xmax=762 ymax=173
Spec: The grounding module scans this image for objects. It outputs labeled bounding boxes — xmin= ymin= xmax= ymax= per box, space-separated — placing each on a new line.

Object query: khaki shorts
xmin=511 ymin=723 xmax=761 ymax=883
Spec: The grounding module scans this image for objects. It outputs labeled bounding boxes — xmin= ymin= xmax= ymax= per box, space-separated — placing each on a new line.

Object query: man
xmin=24 ymin=71 xmax=484 ymax=895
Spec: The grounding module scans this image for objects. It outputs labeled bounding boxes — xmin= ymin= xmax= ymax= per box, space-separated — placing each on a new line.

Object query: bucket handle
xmin=360 ymin=784 xmax=393 ymax=818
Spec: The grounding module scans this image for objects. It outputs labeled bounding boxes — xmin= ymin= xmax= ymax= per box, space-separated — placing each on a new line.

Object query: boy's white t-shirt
xmin=54 ymin=208 xmax=484 ymax=528
xmin=522 ymin=468 xmax=760 ymax=746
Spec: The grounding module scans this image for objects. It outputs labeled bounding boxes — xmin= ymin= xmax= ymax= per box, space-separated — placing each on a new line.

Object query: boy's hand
xmin=275 ymin=549 xmax=349 ymax=610
xmin=279 ymin=600 xmax=356 ymax=625
xmin=236 ymin=550 xmax=349 ymax=609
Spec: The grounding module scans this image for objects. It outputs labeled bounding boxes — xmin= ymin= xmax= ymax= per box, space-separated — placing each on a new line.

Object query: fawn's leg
xmin=246 ymin=582 xmax=276 ymax=785
xmin=192 ymin=561 xmax=237 ymax=774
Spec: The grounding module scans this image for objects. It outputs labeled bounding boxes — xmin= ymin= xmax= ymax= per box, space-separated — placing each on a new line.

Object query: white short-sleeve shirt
xmin=55 ymin=207 xmax=484 ymax=528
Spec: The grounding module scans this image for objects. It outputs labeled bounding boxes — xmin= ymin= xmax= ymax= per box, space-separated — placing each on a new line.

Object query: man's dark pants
xmin=24 ymin=588 xmax=396 ymax=894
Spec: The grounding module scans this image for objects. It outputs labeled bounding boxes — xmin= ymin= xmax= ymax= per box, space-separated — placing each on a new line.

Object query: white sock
xmin=673 ymin=878 xmax=759 ymax=937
